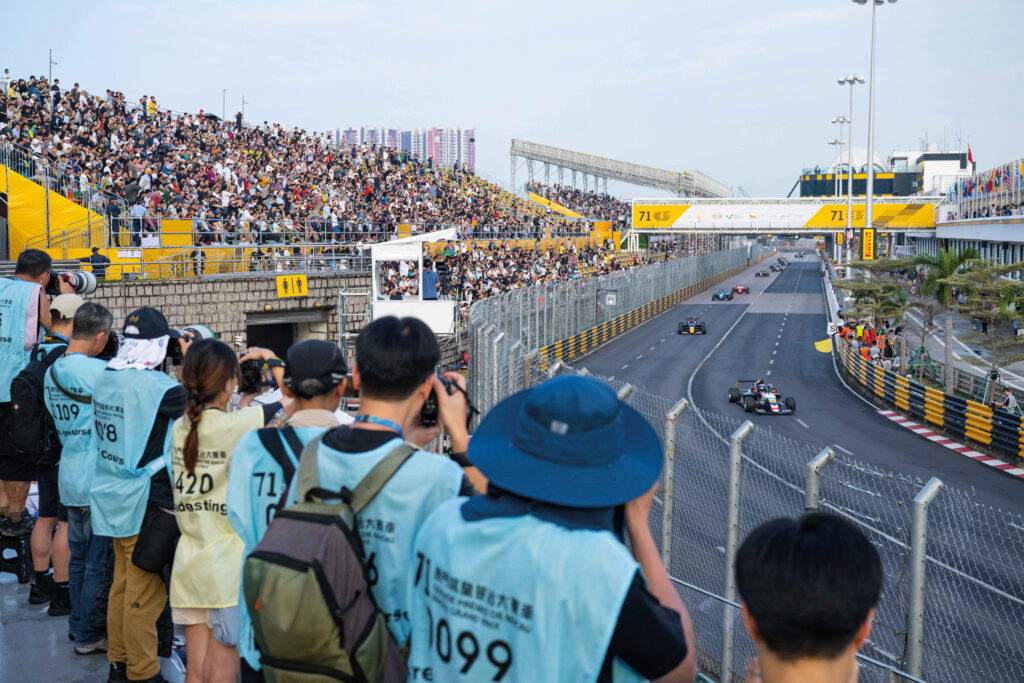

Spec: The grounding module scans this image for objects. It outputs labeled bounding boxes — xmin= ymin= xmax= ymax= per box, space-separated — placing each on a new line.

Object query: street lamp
xmin=838 ymin=74 xmax=864 ymax=264
xmin=852 ymin=0 xmax=898 ymax=241
xmin=828 ymin=138 xmax=843 ymax=197
xmin=222 ymin=88 xmax=227 ymax=120
xmin=832 ymin=117 xmax=849 ymax=196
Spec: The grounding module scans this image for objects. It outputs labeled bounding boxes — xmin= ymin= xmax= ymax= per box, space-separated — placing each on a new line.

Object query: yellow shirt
xmin=169 ymin=406 xmax=264 ymax=608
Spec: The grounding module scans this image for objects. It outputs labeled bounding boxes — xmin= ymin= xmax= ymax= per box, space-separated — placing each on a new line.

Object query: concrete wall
xmin=88 ymin=273 xmax=371 ymax=348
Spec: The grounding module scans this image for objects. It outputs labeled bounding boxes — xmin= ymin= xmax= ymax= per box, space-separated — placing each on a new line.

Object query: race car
xmin=728 ymin=379 xmax=796 ymax=415
xmin=712 ymin=290 xmax=734 ymax=301
xmin=678 ymin=316 xmax=706 ymax=335
xmin=769 ymin=263 xmax=783 ymax=272
xmin=755 ymin=270 xmax=770 ymax=277
xmin=795 ymin=252 xmax=805 ymax=258
xmin=732 ymin=284 xmax=750 ymax=294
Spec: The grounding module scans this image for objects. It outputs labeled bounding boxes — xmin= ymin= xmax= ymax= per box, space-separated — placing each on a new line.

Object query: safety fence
xmin=469 ymin=249 xmax=1024 ymax=682
xmin=823 ymin=266 xmax=1024 ymax=461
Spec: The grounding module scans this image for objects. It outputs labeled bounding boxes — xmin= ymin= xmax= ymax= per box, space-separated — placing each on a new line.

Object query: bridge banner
xmin=632 ymin=201 xmax=936 ymax=230
xmin=862 ymin=229 xmax=875 ymax=260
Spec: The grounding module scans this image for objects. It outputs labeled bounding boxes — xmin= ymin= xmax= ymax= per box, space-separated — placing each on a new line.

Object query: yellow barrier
xmin=1 ymin=164 xmax=104 ymax=255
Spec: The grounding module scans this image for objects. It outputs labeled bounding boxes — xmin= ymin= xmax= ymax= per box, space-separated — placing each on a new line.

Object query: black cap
xmin=122 ymin=307 xmax=182 ymax=339
xmin=283 ymin=340 xmax=348 ymax=398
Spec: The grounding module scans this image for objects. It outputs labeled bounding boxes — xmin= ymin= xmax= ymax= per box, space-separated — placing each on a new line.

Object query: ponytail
xmin=180 ymin=338 xmax=239 ymax=475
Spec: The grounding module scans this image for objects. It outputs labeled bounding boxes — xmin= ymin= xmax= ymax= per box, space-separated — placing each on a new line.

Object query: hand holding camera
xmin=413 ymin=372 xmax=470 ymax=452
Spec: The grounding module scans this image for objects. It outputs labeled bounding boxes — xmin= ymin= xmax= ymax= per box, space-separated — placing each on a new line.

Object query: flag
xmin=814 ymin=339 xmax=833 ymax=353
xmin=968 ymin=145 xmax=974 ymax=165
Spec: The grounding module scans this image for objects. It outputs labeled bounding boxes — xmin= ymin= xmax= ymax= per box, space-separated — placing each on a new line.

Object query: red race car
xmin=731 ymin=284 xmax=750 ymax=295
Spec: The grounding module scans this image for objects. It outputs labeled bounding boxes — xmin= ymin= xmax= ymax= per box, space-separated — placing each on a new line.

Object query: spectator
xmin=27 ymin=294 xmax=84 ymax=616
xmin=992 ymin=387 xmax=1020 ymax=415
xmin=422 ymin=258 xmax=440 ymax=300
xmin=42 ymin=301 xmax=115 ymax=653
xmin=281 ymin=316 xmax=480 ymax=648
xmin=0 ymin=249 xmax=70 ymax=541
xmin=169 ymin=339 xmax=282 ymax=683
xmin=735 ymin=513 xmax=882 ymax=683
xmin=226 ymin=340 xmax=349 ymax=679
xmin=88 ymin=306 xmax=189 ymax=683
xmin=80 ymin=246 xmax=112 ymax=279
xmin=408 ymin=374 xmax=697 ymax=682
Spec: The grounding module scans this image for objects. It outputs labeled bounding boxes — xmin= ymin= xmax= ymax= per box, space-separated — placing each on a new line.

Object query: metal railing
xmin=469 ymin=248 xmax=1024 ymax=682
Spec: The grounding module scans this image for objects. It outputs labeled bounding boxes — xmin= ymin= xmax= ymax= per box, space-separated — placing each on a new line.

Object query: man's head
xmin=282 ymin=340 xmax=348 ymax=408
xmin=14 ymin=248 xmax=52 ymax=285
xmin=91 ymin=246 xmax=100 ymax=254
xmin=71 ymin=302 xmax=114 ymax=357
xmin=353 ymin=316 xmax=438 ymax=403
xmin=736 ymin=512 xmax=882 ymax=663
xmin=424 ymin=258 xmax=433 ymax=270
xmin=49 ymin=294 xmax=84 ymax=337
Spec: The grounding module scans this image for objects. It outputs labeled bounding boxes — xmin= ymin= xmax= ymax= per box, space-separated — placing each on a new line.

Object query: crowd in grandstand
xmin=527 ymin=181 xmax=631 ymax=224
xmin=947 ymin=201 xmax=1024 ymax=220
xmin=0 ymin=72 xmax=583 ymax=247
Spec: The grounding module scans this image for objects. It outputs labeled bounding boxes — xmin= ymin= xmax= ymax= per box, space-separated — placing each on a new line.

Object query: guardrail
xmin=822 ymin=258 xmax=1024 ymax=460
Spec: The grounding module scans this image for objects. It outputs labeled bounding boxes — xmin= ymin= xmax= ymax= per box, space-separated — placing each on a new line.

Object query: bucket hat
xmin=469 ymin=375 xmax=661 ymax=507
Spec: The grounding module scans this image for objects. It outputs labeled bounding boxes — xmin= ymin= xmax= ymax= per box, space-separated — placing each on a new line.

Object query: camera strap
xmin=353 ymin=415 xmax=404 ymax=439
xmin=48 ymin=364 xmax=92 ymax=404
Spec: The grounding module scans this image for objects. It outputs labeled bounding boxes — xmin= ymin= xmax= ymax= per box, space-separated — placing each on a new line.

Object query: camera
xmin=238 ymin=359 xmax=264 ymax=395
xmin=420 ymin=375 xmax=457 ymax=427
xmin=45 ymin=270 xmax=97 ymax=296
xmin=97 ymin=332 xmax=121 ymax=362
xmin=166 ymin=324 xmax=216 ymax=364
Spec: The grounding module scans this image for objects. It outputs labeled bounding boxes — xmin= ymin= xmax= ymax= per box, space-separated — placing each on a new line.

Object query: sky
xmin=3 ymin=0 xmax=1022 ymax=198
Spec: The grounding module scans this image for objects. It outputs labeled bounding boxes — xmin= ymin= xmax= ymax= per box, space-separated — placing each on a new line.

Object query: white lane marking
xmin=796 ymin=418 xmax=810 ymax=428
xmin=769 ymin=359 xmax=774 ymax=364
xmin=660 ymin=339 xmax=666 ymax=343
xmin=832 ymin=443 xmax=854 ymax=456
xmin=773 ymin=350 xmax=777 ymax=355
xmin=649 ymin=347 xmax=655 ymax=351
xmin=621 ymin=364 xmax=629 ymax=370
xmin=766 ymin=370 xmax=772 ymax=376
xmin=775 ymin=342 xmax=779 ymax=346
xmin=778 ymin=334 xmax=782 ymax=339
xmin=636 ymin=354 xmax=643 ymax=359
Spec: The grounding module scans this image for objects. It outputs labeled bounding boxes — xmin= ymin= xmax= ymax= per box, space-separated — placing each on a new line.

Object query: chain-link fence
xmin=468 ymin=246 xmax=1024 ymax=682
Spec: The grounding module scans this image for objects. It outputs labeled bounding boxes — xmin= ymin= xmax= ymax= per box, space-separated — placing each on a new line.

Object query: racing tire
xmin=728 ymin=388 xmax=740 ymax=403
xmin=785 ymin=397 xmax=796 ymax=412
xmin=744 ymin=396 xmax=755 ymax=413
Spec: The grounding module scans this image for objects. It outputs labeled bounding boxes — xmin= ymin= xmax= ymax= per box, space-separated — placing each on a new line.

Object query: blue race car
xmin=712 ymin=290 xmax=734 ymax=301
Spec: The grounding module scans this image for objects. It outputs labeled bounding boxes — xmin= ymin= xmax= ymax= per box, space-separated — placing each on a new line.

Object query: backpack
xmin=9 ymin=344 xmax=66 ymax=467
xmin=243 ymin=434 xmax=411 ymax=683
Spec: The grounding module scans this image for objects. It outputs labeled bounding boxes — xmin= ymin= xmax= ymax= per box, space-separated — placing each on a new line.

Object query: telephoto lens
xmin=45 ymin=271 xmax=98 ymax=296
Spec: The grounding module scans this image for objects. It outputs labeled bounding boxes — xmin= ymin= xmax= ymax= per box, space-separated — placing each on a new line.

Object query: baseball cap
xmin=50 ymin=294 xmax=85 ymax=320
xmin=283 ymin=340 xmax=348 ymax=398
xmin=122 ymin=306 xmax=182 ymax=340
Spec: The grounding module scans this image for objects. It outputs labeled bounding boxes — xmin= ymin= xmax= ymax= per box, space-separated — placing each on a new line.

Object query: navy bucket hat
xmin=469 ymin=375 xmax=662 ymax=508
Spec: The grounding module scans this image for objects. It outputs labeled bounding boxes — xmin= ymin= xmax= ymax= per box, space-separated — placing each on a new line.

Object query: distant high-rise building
xmin=337 ymin=125 xmax=475 ymax=170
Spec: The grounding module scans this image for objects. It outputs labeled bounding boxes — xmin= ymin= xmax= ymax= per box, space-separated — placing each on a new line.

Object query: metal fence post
xmin=722 ymin=420 xmax=755 ymax=683
xmin=491 ymin=332 xmax=505 ymax=409
xmin=661 ymin=398 xmax=689 ymax=565
xmin=616 ymin=383 xmax=634 ymax=400
xmin=907 ymin=477 xmax=945 ymax=679
xmin=522 ymin=350 xmax=539 ymax=389
xmin=508 ymin=341 xmax=522 ymax=397
xmin=804 ymin=447 xmax=836 ymax=511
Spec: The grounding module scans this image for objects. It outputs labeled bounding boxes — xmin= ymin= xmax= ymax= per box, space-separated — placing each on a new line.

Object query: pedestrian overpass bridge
xmin=629 ymin=197 xmax=944 ymax=234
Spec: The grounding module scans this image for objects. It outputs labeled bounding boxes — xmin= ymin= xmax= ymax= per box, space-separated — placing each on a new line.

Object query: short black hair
xmin=72 ymin=302 xmax=114 ymax=341
xmin=15 ymin=249 xmax=52 ymax=277
xmin=735 ymin=512 xmax=882 ymax=661
xmin=355 ymin=316 xmax=438 ymax=401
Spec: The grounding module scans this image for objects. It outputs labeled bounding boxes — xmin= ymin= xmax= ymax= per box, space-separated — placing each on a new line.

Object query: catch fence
xmin=469 ymin=248 xmax=1024 ymax=682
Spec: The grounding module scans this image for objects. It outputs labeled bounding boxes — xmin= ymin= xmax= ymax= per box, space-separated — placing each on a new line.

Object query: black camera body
xmin=420 ymin=375 xmax=456 ymax=427
xmin=97 ymin=332 xmax=121 ymax=362
xmin=238 ymin=359 xmax=264 ymax=395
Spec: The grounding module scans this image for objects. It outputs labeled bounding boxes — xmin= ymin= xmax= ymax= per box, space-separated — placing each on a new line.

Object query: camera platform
xmin=0 ymin=535 xmax=32 ymax=583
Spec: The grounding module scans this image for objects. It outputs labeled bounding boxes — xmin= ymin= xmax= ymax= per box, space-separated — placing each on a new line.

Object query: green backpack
xmin=243 ymin=435 xmax=412 ymax=683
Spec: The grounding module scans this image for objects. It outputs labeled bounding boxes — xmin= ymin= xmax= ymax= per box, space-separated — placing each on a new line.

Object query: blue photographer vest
xmin=89 ymin=368 xmax=180 ymax=538
xmin=407 ymin=498 xmax=644 ymax=683
xmin=227 ymin=426 xmax=328 ymax=671
xmin=0 ymin=278 xmax=40 ymax=402
xmin=285 ymin=436 xmax=464 ymax=647
xmin=43 ymin=353 xmax=107 ymax=506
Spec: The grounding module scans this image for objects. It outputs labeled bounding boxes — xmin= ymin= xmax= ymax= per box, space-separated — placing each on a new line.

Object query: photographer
xmin=28 ymin=294 xmax=84 ymax=616
xmin=281 ymin=316 xmax=479 ymax=648
xmin=169 ymin=339 xmax=282 ymax=683
xmin=43 ymin=302 xmax=115 ymax=653
xmin=89 ymin=306 xmax=189 ymax=683
xmin=0 ymin=249 xmax=72 ymax=540
xmin=226 ymin=339 xmax=349 ymax=679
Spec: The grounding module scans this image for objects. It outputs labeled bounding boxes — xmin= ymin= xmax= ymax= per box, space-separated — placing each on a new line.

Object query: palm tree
xmin=913 ymin=247 xmax=980 ymax=389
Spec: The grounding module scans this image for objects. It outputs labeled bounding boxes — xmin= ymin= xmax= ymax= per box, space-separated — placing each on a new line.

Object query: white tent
xmin=370 ymin=229 xmax=459 ymax=335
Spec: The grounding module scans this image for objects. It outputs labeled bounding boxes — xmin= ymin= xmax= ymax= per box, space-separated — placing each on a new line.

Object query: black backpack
xmin=9 ymin=344 xmax=66 ymax=467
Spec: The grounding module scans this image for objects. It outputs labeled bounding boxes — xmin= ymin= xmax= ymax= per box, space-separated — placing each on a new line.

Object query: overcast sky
xmin=4 ymin=0 xmax=1021 ymax=198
